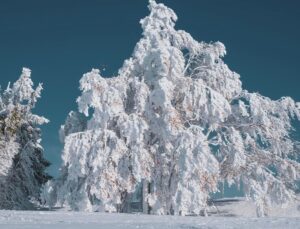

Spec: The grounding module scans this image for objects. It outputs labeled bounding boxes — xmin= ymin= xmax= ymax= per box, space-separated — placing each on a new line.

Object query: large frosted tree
xmin=46 ymin=0 xmax=300 ymax=216
xmin=0 ymin=68 xmax=51 ymax=209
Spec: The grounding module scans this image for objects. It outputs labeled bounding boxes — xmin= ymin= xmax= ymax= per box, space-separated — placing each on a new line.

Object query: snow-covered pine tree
xmin=47 ymin=0 xmax=300 ymax=216
xmin=0 ymin=68 xmax=51 ymax=209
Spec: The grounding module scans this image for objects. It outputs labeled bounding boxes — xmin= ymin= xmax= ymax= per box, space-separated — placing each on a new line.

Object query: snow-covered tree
xmin=48 ymin=0 xmax=300 ymax=216
xmin=0 ymin=68 xmax=51 ymax=209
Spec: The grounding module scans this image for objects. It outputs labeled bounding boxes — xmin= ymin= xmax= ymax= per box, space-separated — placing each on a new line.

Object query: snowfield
xmin=0 ymin=211 xmax=299 ymax=229
xmin=0 ymin=198 xmax=299 ymax=229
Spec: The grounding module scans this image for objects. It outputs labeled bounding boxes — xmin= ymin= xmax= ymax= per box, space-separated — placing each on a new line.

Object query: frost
xmin=46 ymin=0 xmax=300 ymax=217
xmin=0 ymin=68 xmax=50 ymax=209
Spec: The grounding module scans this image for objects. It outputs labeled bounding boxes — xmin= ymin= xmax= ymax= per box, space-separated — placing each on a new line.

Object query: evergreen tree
xmin=0 ymin=68 xmax=51 ymax=209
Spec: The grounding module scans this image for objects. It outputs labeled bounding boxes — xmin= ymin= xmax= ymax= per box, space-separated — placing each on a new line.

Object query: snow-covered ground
xmin=209 ymin=196 xmax=300 ymax=217
xmin=0 ymin=198 xmax=299 ymax=229
xmin=0 ymin=211 xmax=299 ymax=229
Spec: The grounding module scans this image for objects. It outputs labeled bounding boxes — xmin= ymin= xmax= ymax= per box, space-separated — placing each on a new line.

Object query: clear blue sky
xmin=0 ymin=0 xmax=299 ymax=177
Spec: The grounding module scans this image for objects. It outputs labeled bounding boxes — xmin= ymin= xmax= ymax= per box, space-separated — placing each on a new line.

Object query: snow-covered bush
xmin=0 ymin=68 xmax=51 ymax=209
xmin=48 ymin=0 xmax=300 ymax=216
